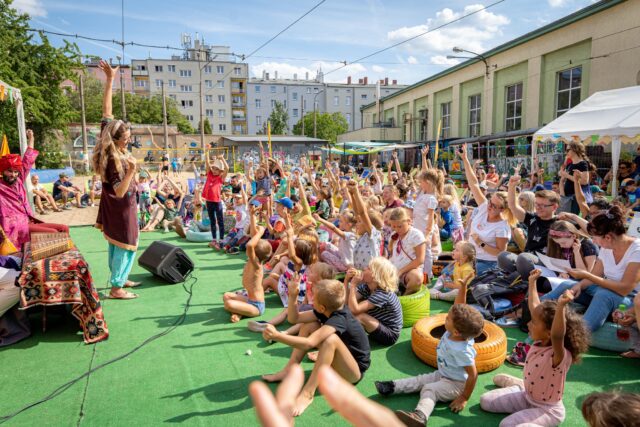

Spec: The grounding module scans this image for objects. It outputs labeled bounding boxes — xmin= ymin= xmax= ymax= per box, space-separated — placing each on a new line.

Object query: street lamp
xmin=116 ymin=55 xmax=126 ymax=120
xmin=446 ymin=47 xmax=496 ymax=78
xmin=313 ymin=89 xmax=325 ymax=139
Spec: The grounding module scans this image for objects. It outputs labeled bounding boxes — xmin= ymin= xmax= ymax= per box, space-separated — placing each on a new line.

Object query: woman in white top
xmin=459 ymin=144 xmax=516 ymax=275
xmin=542 ymin=206 xmax=640 ymax=332
xmin=388 ymin=207 xmax=426 ymax=295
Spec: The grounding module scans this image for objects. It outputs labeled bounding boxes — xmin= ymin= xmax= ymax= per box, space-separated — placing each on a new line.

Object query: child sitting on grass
xmin=375 ymin=279 xmax=484 ymax=426
xmin=262 ymin=278 xmax=370 ymax=417
xmin=315 ymin=209 xmax=358 ymax=272
xmin=222 ymin=205 xmax=273 ymax=323
xmin=141 ymin=197 xmax=181 ymax=232
xmin=480 ymin=269 xmax=590 ymax=427
xmin=430 ymin=240 xmax=476 ymax=301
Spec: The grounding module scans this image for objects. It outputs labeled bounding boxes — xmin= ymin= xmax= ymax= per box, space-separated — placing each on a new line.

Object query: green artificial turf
xmin=1 ymin=226 xmax=639 ymax=426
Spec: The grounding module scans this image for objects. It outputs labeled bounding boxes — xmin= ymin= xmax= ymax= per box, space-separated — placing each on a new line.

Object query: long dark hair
xmin=547 ymin=220 xmax=586 ymax=261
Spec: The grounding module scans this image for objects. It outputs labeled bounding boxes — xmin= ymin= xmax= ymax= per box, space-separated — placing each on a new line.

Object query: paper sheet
xmin=536 ymin=252 xmax=571 ymax=273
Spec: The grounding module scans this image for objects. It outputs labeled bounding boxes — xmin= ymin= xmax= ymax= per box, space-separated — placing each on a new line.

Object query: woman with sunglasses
xmin=558 ymin=141 xmax=590 ymax=214
xmin=459 ymin=144 xmax=517 ymax=275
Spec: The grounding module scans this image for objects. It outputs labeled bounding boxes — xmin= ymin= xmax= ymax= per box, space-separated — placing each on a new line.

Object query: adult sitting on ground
xmin=459 ymin=144 xmax=515 ymax=275
xmin=542 ymin=206 xmax=640 ymax=332
xmin=30 ymin=174 xmax=62 ymax=214
xmin=53 ymin=172 xmax=85 ymax=209
xmin=0 ymin=130 xmax=69 ymax=252
xmin=498 ymin=172 xmax=559 ymax=281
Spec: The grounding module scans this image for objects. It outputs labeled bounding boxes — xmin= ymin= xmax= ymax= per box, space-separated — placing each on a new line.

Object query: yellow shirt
xmin=453 ymin=261 xmax=475 ymax=285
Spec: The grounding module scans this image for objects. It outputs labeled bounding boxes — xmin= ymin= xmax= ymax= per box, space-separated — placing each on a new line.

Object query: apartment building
xmin=131 ymin=36 xmax=248 ymax=135
xmin=246 ymin=72 xmax=405 ymax=134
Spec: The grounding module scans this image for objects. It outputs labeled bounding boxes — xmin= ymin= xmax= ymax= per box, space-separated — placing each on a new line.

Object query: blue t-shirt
xmin=627 ymin=188 xmax=640 ymax=204
xmin=436 ymin=331 xmax=476 ymax=381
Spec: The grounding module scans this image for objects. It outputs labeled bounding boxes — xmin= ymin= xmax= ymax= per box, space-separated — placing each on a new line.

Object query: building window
xmin=255 ymin=85 xmax=261 ymax=93
xmin=346 ymin=113 xmax=351 ymax=125
xmin=234 ymin=125 xmax=243 ymax=133
xmin=441 ymin=102 xmax=451 ymax=139
xmin=135 ymin=64 xmax=146 ymax=71
xmin=218 ymin=109 xmax=225 ymax=118
xmin=205 ymin=95 xmax=213 ymax=103
xmin=556 ymin=66 xmax=582 ymax=117
xmin=256 ymin=116 xmax=262 ymax=126
xmin=361 ymin=94 xmax=368 ymax=100
xmin=271 ymin=100 xmax=276 ymax=108
xmin=217 ymin=65 xmax=224 ymax=74
xmin=270 ymin=86 xmax=276 ymax=93
xmin=219 ymin=124 xmax=226 ymax=131
xmin=505 ymin=82 xmax=523 ymax=132
xmin=167 ymin=65 xmax=176 ymax=73
xmin=181 ymin=100 xmax=194 ymax=108
xmin=234 ymin=67 xmax=242 ymax=75
xmin=283 ymin=87 xmax=287 ymax=93
xmin=169 ymin=94 xmax=176 ymax=101
xmin=284 ymin=100 xmax=287 ymax=109
xmin=154 ymin=65 xmax=163 ymax=72
xmin=217 ymin=80 xmax=224 ymax=88
xmin=203 ymin=65 xmax=212 ymax=74
xmin=155 ymin=79 xmax=163 ymax=88
xmin=135 ymin=79 xmax=147 ymax=88
xmin=314 ymin=87 xmax=319 ymax=93
xmin=345 ymin=96 xmax=351 ymax=106
xmin=468 ymin=94 xmax=481 ymax=137
xmin=205 ymin=80 xmax=213 ymax=89
xmin=179 ymin=69 xmax=192 ymax=77
xmin=418 ymin=109 xmax=428 ymax=141
xmin=292 ymin=92 xmax=298 ymax=101
xmin=218 ymin=95 xmax=225 ymax=103
xmin=186 ymin=115 xmax=194 ymax=121
xmin=303 ymin=99 xmax=306 ymax=110
xmin=293 ymin=109 xmax=299 ymax=117
xmin=255 ymin=99 xmax=261 ymax=109
xmin=168 ymin=79 xmax=176 ymax=87
xmin=206 ymin=109 xmax=214 ymax=117
xmin=333 ymin=96 xmax=339 ymax=106
xmin=306 ymin=87 xmax=311 ymax=94
xmin=180 ymin=85 xmax=193 ymax=92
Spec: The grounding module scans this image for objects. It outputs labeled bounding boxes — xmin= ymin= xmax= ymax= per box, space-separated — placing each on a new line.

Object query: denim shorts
xmin=247 ymin=299 xmax=265 ymax=315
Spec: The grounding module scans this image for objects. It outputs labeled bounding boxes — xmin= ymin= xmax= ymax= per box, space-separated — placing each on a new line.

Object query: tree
xmin=293 ymin=112 xmax=348 ymax=145
xmin=268 ymin=101 xmax=289 ymax=134
xmin=201 ymin=118 xmax=212 ymax=135
xmin=0 ymin=0 xmax=83 ymax=168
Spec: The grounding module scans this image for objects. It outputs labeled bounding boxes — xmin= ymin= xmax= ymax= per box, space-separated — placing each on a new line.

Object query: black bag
xmin=467 ymin=269 xmax=526 ymax=320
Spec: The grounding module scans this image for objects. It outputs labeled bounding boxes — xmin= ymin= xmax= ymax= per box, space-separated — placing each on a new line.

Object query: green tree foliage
xmin=66 ymin=75 xmax=195 ymax=134
xmin=292 ymin=112 xmax=348 ymax=145
xmin=199 ymin=118 xmax=212 ymax=135
xmin=268 ymin=101 xmax=289 ymax=134
xmin=0 ymin=0 xmax=82 ymax=168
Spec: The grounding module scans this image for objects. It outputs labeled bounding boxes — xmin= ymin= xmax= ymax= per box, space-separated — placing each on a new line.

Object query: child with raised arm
xmin=315 ymin=210 xmax=358 ymax=272
xmin=203 ymin=152 xmax=229 ymax=247
xmin=262 ymin=278 xmax=370 ymax=417
xmin=375 ymin=279 xmax=483 ymax=426
xmin=222 ymin=205 xmax=273 ymax=323
xmin=480 ymin=269 xmax=590 ymax=427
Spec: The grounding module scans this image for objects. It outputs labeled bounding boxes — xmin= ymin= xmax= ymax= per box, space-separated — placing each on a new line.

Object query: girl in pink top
xmin=480 ymin=269 xmax=590 ymax=427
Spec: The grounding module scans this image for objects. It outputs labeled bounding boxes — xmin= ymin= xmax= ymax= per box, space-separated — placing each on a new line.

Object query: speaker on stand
xmin=138 ymin=241 xmax=194 ymax=284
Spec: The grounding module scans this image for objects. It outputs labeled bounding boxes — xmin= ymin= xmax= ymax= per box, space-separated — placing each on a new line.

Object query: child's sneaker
xmin=493 ymin=373 xmax=523 ymax=388
xmin=263 ymin=263 xmax=273 ymax=273
xmin=394 ymin=410 xmax=426 ymax=427
xmin=374 ymin=381 xmax=395 ymax=396
xmin=227 ymin=247 xmax=240 ymax=255
xmin=247 ymin=320 xmax=269 ymax=333
xmin=506 ymin=341 xmax=530 ymax=367
xmin=429 ymin=288 xmax=442 ymax=300
xmin=494 ymin=317 xmax=520 ymax=328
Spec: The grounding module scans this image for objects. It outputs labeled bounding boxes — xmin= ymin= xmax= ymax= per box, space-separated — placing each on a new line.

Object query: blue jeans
xmin=542 ymin=281 xmax=634 ymax=332
xmin=476 ymin=259 xmax=497 ymax=276
xmin=206 ymin=201 xmax=225 ymax=240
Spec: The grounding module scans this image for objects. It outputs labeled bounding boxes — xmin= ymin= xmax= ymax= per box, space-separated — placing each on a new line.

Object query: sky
xmin=12 ymin=0 xmax=598 ymax=85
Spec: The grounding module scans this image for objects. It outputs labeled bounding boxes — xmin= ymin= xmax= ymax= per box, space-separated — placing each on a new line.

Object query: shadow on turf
xmin=0 ymin=307 xmax=86 ymax=350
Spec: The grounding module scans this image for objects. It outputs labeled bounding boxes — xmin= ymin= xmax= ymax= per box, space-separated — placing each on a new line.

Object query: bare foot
xmin=292 ymin=391 xmax=314 ymax=417
xmin=262 ymin=369 xmax=289 ymax=383
xmin=307 ymin=351 xmax=318 ymax=362
xmin=108 ymin=289 xmax=138 ymax=300
xmin=230 ymin=314 xmax=242 ymax=323
xmin=621 ymin=350 xmax=640 ymax=359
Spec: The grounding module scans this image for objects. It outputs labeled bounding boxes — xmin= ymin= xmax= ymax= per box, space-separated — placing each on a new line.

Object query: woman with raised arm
xmin=459 ymin=144 xmax=516 ymax=275
xmin=93 ymin=60 xmax=140 ymax=299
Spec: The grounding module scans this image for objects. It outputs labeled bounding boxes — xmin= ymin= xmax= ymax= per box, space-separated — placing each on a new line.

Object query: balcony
xmin=232 ymin=102 xmax=246 ymax=108
xmin=231 ymin=88 xmax=245 ymax=94
xmin=232 ymin=116 xmax=246 ymax=122
xmin=132 ymin=69 xmax=148 ymax=77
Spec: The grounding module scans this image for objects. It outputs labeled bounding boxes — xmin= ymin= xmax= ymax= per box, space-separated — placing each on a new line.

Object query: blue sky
xmin=13 ymin=0 xmax=597 ymax=85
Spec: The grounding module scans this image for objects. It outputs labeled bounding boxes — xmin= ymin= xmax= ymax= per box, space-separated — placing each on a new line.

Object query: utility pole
xmin=301 ymin=95 xmax=305 ymax=136
xmin=117 ymin=55 xmax=126 ymax=121
xmin=79 ymin=74 xmax=89 ymax=172
xmin=161 ymin=80 xmax=169 ymax=150
xmin=199 ymin=64 xmax=205 ymax=153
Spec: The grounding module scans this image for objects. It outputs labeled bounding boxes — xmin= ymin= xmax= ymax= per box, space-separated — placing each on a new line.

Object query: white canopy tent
xmin=533 ymin=86 xmax=640 ymax=196
xmin=0 ymin=79 xmax=27 ymax=154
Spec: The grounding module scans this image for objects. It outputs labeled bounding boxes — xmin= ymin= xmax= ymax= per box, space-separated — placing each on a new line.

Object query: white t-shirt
xmin=469 ymin=202 xmax=511 ymax=261
xmin=413 ymin=192 xmax=438 ymax=237
xmin=389 ymin=227 xmax=426 ymax=271
xmin=338 ymin=231 xmax=358 ymax=265
xmin=599 ymin=238 xmax=640 ymax=291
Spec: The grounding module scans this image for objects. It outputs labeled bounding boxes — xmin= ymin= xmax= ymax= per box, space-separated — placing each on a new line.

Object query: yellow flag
xmin=267 ymin=121 xmax=273 ymax=157
xmin=434 ymin=119 xmax=442 ymax=162
xmin=0 ymin=134 xmax=10 ymax=157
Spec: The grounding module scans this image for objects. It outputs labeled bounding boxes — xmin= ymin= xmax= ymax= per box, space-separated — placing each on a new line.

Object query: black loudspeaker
xmin=138 ymin=241 xmax=194 ymax=284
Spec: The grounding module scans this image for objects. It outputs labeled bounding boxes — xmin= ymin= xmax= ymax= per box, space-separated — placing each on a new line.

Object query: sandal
xmin=107 ymin=291 xmax=138 ymax=300
xmin=621 ymin=350 xmax=640 ymax=359
xmin=505 ymin=342 xmax=530 ymax=367
xmin=124 ymin=281 xmax=142 ymax=288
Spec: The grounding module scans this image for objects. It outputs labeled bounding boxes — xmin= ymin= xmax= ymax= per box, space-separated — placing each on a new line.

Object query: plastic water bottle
xmin=613 ymin=304 xmax=630 ymax=341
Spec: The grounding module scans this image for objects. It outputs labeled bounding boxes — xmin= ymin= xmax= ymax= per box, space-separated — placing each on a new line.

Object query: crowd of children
xmin=135 ymin=141 xmax=640 ymax=425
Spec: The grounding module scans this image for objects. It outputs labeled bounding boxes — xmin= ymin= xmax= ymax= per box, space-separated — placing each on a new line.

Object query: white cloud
xmin=430 ymin=55 xmax=461 ymax=66
xmin=11 ymin=0 xmax=47 ymax=17
xmin=407 ymin=56 xmax=419 ymax=64
xmin=250 ymin=61 xmax=368 ymax=84
xmin=387 ymin=4 xmax=510 ymax=59
xmin=548 ymin=0 xmax=569 ymax=7
xmin=371 ymin=65 xmax=385 ymax=73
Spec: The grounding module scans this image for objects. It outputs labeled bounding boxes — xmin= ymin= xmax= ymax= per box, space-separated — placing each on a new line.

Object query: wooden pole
xmin=79 ymin=74 xmax=89 ymax=172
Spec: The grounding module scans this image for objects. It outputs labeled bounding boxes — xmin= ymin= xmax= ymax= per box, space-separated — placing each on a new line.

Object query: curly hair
xmin=450 ymin=304 xmax=484 ymax=339
xmin=92 ymin=120 xmax=130 ymax=182
xmin=538 ymin=300 xmax=590 ymax=363
xmin=582 ymin=390 xmax=640 ymax=427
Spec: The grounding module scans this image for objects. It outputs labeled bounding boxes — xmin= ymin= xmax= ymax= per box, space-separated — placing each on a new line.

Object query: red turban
xmin=0 ymin=154 xmax=22 ymax=173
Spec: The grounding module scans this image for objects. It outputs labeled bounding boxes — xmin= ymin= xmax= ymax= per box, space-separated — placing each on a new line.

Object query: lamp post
xmin=313 ymin=89 xmax=325 ymax=139
xmin=446 ymin=47 xmax=496 ymax=78
xmin=116 ymin=55 xmax=126 ymax=120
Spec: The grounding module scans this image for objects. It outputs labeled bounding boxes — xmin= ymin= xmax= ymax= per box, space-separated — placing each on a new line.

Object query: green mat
xmin=1 ymin=226 xmax=639 ymax=426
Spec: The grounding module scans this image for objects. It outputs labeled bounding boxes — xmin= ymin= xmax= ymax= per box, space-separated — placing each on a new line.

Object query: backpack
xmin=467 ymin=269 xmax=527 ymax=320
